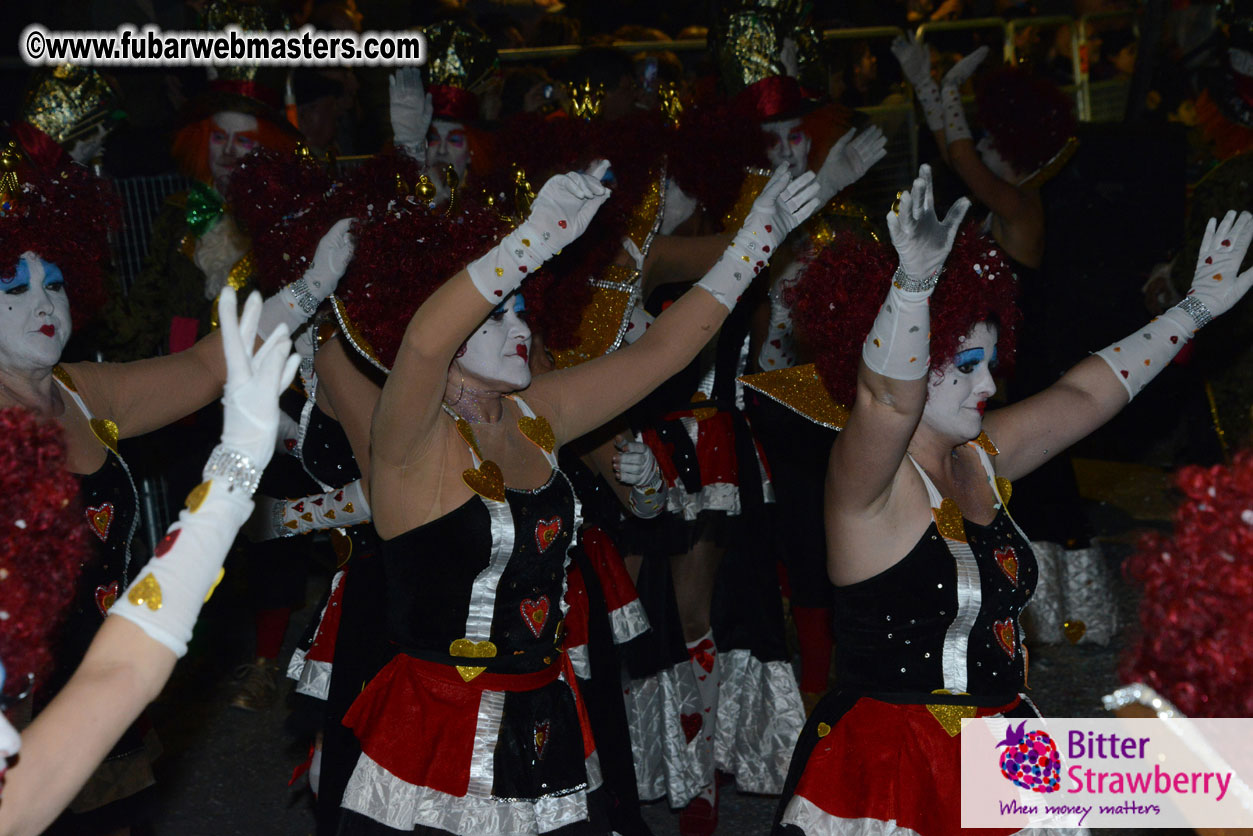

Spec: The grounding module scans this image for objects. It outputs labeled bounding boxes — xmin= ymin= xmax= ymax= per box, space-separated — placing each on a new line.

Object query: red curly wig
xmin=788 ymin=225 xmax=1021 ymax=406
xmin=0 ymin=139 xmax=120 ymax=328
xmin=171 ymin=113 xmax=299 ymax=187
xmin=975 ymin=67 xmax=1076 ymax=178
xmin=0 ymin=408 xmax=89 ymax=704
xmin=1121 ymin=452 xmax=1253 ymax=717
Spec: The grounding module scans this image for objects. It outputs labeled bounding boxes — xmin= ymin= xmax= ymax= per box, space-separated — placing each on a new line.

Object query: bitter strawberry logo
xmin=997 ymin=721 xmax=1062 ymax=793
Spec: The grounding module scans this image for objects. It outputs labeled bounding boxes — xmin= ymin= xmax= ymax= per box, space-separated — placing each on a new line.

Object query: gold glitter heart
xmin=329 ymin=528 xmax=353 ymax=567
xmin=204 ymin=568 xmax=225 ymax=603
xmin=185 ymin=480 xmax=212 ymax=512
xmin=463 ymin=460 xmax=506 ymax=503
xmin=816 ymin=722 xmax=831 ymax=738
xmin=449 ymin=637 xmax=497 ymax=682
xmin=995 ymin=477 xmax=1012 ymax=506
xmin=455 ymin=418 xmax=484 ymax=460
xmin=300 ymin=512 xmax=314 ymax=523
xmin=933 ymin=498 xmax=967 ymax=543
xmin=90 ymin=418 xmax=119 ymax=456
xmin=926 ymin=690 xmax=975 ymax=737
xmin=52 ymin=364 xmax=77 ymax=392
xmin=127 ymin=574 xmax=163 ymax=610
xmin=1063 ymin=620 xmax=1086 ymax=645
xmin=517 ymin=415 xmax=555 ymax=454
xmin=343 ymin=502 xmax=354 ymax=514
xmin=972 ymin=431 xmax=999 ymax=456
xmin=325 ymin=509 xmax=336 ymax=520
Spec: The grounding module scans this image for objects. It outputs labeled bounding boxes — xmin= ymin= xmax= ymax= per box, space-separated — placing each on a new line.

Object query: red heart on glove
xmin=558 ymin=220 xmax=568 ymax=228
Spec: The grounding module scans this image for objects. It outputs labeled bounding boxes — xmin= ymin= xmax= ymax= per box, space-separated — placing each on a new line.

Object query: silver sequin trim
xmin=204 ymin=446 xmax=262 ymax=496
xmin=1177 ymin=295 xmax=1213 ymax=329
xmin=892 ymin=264 xmax=944 ymax=293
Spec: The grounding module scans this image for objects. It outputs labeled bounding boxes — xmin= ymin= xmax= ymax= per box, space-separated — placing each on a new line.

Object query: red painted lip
xmin=976 ymin=400 xmax=987 ymax=415
xmin=39 ymin=325 xmax=55 ymax=337
xmin=516 ymin=344 xmax=528 ymax=361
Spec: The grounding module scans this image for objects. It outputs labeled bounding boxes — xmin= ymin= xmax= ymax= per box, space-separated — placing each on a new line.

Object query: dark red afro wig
xmin=0 ymin=408 xmax=89 ymax=704
xmin=1121 ymin=452 xmax=1253 ymax=717
xmin=0 ymin=139 xmax=120 ymax=328
xmin=975 ymin=67 xmax=1076 ymax=178
xmin=788 ymin=224 xmax=1021 ymax=406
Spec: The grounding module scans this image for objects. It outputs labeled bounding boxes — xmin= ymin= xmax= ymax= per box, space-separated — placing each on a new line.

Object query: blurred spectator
xmin=498 ymin=66 xmax=570 ymax=119
xmin=826 ymin=38 xmax=890 ymax=107
xmin=1093 ymin=27 xmax=1138 ymax=80
xmin=293 ymin=68 xmax=359 ymax=156
xmin=310 ymin=0 xmax=364 ymax=30
xmin=529 ymin=13 xmax=583 ymax=46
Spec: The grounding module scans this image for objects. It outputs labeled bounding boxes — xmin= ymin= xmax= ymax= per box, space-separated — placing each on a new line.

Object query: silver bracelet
xmin=204 ymin=446 xmax=262 ymax=496
xmin=892 ymin=264 xmax=944 ymax=293
xmin=274 ymin=498 xmax=295 ymax=537
xmin=1176 ymin=295 xmax=1213 ymax=329
xmin=288 ymin=278 xmax=320 ymax=316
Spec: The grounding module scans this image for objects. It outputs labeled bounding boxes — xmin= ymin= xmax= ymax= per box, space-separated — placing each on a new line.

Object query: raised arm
xmin=827 ymin=166 xmax=970 ymax=514
xmin=986 ymin=210 xmax=1253 ymax=480
xmin=528 ymin=167 xmax=823 ymax=442
xmin=372 ymin=167 xmax=610 ymax=469
xmin=892 ymin=34 xmax=950 ymax=162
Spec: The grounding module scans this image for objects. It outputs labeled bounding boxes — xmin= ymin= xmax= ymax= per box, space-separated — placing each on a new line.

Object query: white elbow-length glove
xmin=696 ymin=166 xmax=823 ymax=310
xmin=246 ymin=479 xmax=371 ymax=541
xmin=390 ymin=67 xmax=433 ymax=161
xmin=614 ymin=436 xmax=666 ymax=519
xmin=1097 ymin=210 xmax=1253 ymax=398
xmin=259 ymin=218 xmax=356 ymax=339
xmin=113 ymin=288 xmax=300 ymax=656
xmin=466 ymin=162 xmax=612 ymax=303
xmin=892 ymin=33 xmax=944 ymax=132
xmin=939 ymin=46 xmax=988 ymax=144
xmin=863 ymin=165 xmax=970 ymax=381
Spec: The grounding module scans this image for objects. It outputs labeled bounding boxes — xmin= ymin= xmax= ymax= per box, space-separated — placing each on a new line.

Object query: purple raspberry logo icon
xmin=996 ymin=721 xmax=1061 ymax=793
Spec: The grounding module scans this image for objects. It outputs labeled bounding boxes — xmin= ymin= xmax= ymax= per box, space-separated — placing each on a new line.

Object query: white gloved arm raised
xmin=112 ymin=288 xmax=300 ymax=657
xmin=862 ymin=165 xmax=970 ymax=381
xmin=613 ymin=437 xmax=666 ymax=519
xmin=389 ymin=67 xmax=433 ymax=161
xmin=696 ymin=166 xmax=823 ymax=310
xmin=465 ymin=161 xmax=612 ymax=303
xmin=892 ymin=34 xmax=944 ymax=133
xmin=1097 ymin=211 xmax=1253 ymax=398
xmin=939 ymin=46 xmax=988 ymax=144
xmin=815 ymin=126 xmax=888 ymax=205
xmin=258 ymin=218 xmax=356 ymax=339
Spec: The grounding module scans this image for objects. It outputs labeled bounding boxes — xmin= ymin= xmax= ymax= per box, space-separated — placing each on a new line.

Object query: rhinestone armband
xmin=892 ymin=264 xmax=944 ymax=293
xmin=1176 ymin=295 xmax=1213 ymax=330
xmin=203 ymin=446 xmax=262 ymax=496
xmin=288 ymin=278 xmax=320 ymax=316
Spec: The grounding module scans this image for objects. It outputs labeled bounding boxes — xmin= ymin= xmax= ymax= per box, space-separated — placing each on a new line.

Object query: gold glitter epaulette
xmin=738 ymin=364 xmax=849 ymax=430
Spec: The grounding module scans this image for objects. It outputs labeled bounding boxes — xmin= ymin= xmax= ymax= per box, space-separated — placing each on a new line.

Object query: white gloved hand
xmin=466 ymin=162 xmax=612 ymax=303
xmin=696 ymin=166 xmax=823 ymax=310
xmin=390 ymin=67 xmax=433 ymax=160
xmin=816 ymin=125 xmax=888 ymax=204
xmin=613 ymin=436 xmax=666 ymax=519
xmin=217 ymin=287 xmax=303 ymax=477
xmin=1183 ymin=210 xmax=1253 ymax=320
xmin=892 ymin=34 xmax=945 ymax=132
xmin=259 ymin=218 xmax=356 ymax=338
xmin=941 ymin=45 xmax=989 ymax=90
xmin=939 ymin=47 xmax=988 ymax=143
xmin=112 ymin=286 xmax=300 ymax=657
xmin=885 ymin=164 xmax=970 ymax=287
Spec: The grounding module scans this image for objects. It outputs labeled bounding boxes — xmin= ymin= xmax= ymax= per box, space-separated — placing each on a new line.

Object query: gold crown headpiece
xmin=21 ymin=65 xmax=121 ymax=148
xmin=570 ymin=79 xmax=607 ymax=120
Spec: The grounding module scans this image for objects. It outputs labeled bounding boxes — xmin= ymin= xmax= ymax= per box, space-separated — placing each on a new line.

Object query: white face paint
xmin=0 ymin=662 xmax=20 ymax=794
xmin=0 ymin=253 xmax=72 ymax=372
xmin=920 ymin=322 xmax=998 ymax=443
xmin=426 ymin=119 xmax=471 ymax=182
xmin=451 ymin=294 xmax=532 ymax=392
xmin=976 ymin=135 xmax=1021 ymax=183
xmin=762 ymin=117 xmax=812 ymax=178
xmin=208 ymin=111 xmax=260 ymax=195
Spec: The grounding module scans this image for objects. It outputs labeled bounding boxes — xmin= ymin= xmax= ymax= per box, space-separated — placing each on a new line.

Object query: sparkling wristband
xmin=273 ymin=498 xmax=293 ymax=538
xmin=288 ymin=278 xmax=320 ymax=316
xmin=1176 ymin=295 xmax=1213 ymax=330
xmin=892 ymin=264 xmax=944 ymax=293
xmin=203 ymin=446 xmax=262 ymax=496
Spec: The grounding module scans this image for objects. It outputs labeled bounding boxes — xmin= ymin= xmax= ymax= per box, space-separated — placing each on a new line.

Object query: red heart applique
xmin=535 ymin=517 xmax=562 ymax=553
xmin=1170 ymin=335 xmax=1179 ymax=344
xmin=334 ymin=490 xmax=344 ymax=501
xmin=770 ymin=339 xmax=782 ymax=348
xmin=284 ymin=438 xmax=297 ymax=451
xmin=534 ymin=719 xmax=551 ymax=759
xmin=680 ymin=713 xmax=702 ymax=742
xmin=1205 ymin=256 xmax=1213 ymax=264
xmin=312 ymin=498 xmax=324 ymax=506
xmin=764 ymin=224 xmax=772 ymax=233
xmin=993 ymin=618 xmax=1017 ymax=658
xmin=1120 ymin=370 xmax=1130 ymax=378
xmin=293 ymin=501 xmax=305 ymax=513
xmin=155 ymin=528 xmax=181 ymax=557
xmin=688 ymin=638 xmax=716 ymax=673
xmin=85 ymin=502 xmax=114 ymax=542
xmin=994 ymin=547 xmax=1018 ymax=585
xmin=558 ymin=220 xmax=568 ymax=228
xmin=520 ymin=596 xmax=551 ymax=638
xmin=95 ymin=581 xmax=120 ymax=617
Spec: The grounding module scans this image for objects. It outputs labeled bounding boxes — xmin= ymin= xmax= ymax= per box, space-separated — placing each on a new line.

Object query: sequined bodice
xmin=832 ymin=509 xmax=1036 ymax=697
xmin=381 ymin=471 xmax=578 ymax=675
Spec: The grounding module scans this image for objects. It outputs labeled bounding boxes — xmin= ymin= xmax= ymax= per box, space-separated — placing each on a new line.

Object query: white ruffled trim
xmin=295 ymin=659 xmax=332 ymax=700
xmin=286 ymin=646 xmax=307 ymax=682
xmin=608 ymin=600 xmax=649 ymax=645
xmin=622 ymin=666 xmax=704 ymax=807
xmin=341 ymin=751 xmax=600 ymax=835
xmin=567 ymin=644 xmax=591 ymax=680
xmin=781 ymin=796 xmax=923 ymax=836
xmin=714 ymin=650 xmax=805 ymax=795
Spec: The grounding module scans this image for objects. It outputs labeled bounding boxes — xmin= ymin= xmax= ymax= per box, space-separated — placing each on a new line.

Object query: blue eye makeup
xmin=1 ymin=259 xmax=31 ymax=293
xmin=490 ymin=294 xmax=527 ymax=319
xmin=42 ymin=262 xmax=64 ymax=290
xmin=954 ymin=347 xmax=985 ymax=371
